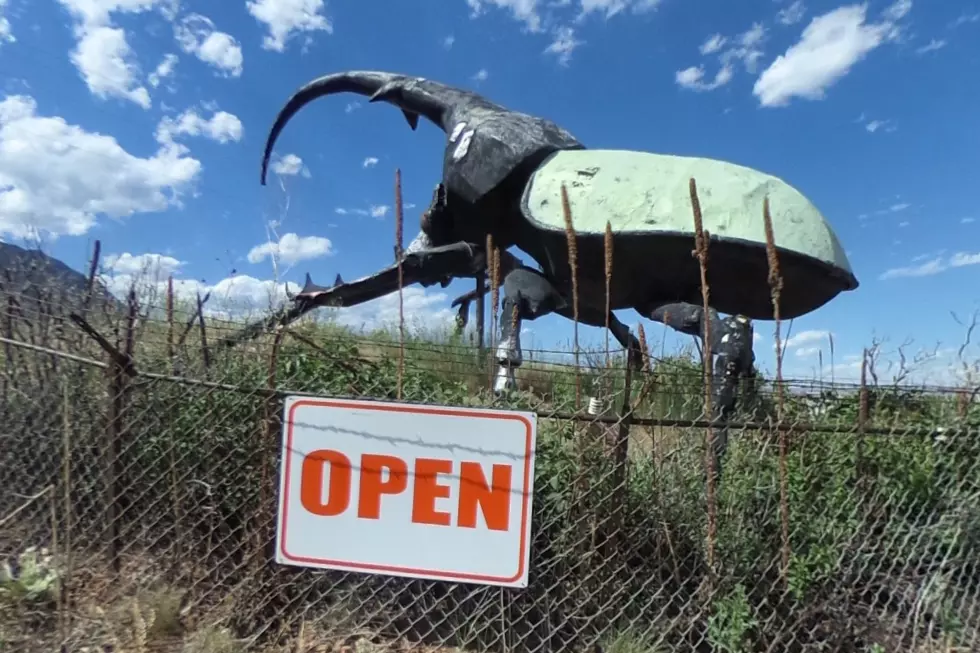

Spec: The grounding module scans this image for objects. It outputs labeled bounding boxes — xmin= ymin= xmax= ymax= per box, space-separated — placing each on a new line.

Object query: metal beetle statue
xmin=244 ymin=69 xmax=859 ymax=467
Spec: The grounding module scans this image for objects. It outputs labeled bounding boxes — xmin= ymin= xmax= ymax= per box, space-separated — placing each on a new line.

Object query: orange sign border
xmin=278 ymin=397 xmax=536 ymax=584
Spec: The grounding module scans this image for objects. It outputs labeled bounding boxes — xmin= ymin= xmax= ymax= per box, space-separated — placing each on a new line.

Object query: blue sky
xmin=0 ymin=0 xmax=978 ymax=384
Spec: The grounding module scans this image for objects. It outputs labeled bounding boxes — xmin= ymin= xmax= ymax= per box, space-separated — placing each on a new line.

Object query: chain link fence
xmin=1 ymin=282 xmax=978 ymax=653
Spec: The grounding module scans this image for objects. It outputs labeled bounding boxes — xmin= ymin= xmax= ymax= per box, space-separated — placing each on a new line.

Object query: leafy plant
xmin=0 ymin=547 xmax=59 ymax=606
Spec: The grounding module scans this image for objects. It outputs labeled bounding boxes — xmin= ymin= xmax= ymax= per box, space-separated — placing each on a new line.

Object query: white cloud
xmin=577 ymin=0 xmax=663 ymax=20
xmin=174 ymin=13 xmax=243 ymax=77
xmin=0 ymin=0 xmax=15 ymax=45
xmin=950 ymin=251 xmax=980 ymax=267
xmin=466 ymin=0 xmax=543 ymax=32
xmin=246 ymin=0 xmax=332 ymax=52
xmin=915 ymin=38 xmax=946 ymax=54
xmin=443 ymin=34 xmax=455 ymax=49
xmin=879 ymin=251 xmax=980 ymax=280
xmin=69 ymin=25 xmax=151 ymax=108
xmin=156 ymin=107 xmax=243 ymax=144
xmin=777 ymin=0 xmax=806 ymax=26
xmin=55 ymin=0 xmax=178 ymax=27
xmin=0 ymin=95 xmax=200 ymax=239
xmin=961 ymin=217 xmax=975 ymax=224
xmin=699 ymin=33 xmax=726 ymax=55
xmin=675 ymin=64 xmax=733 ymax=92
xmin=105 ymin=252 xmax=183 ymax=277
xmin=794 ymin=345 xmax=822 ymax=358
xmin=472 ymin=68 xmax=489 ymax=82
xmin=882 ymin=0 xmax=911 ymax=22
xmin=326 ymin=285 xmax=456 ymax=333
xmin=106 ymin=269 xmax=301 ymax=315
xmin=55 ymin=0 xmax=179 ymax=108
xmin=753 ymin=2 xmax=911 ymax=108
xmin=951 ymin=13 xmax=979 ymax=28
xmin=362 ymin=156 xmax=379 ymax=168
xmin=247 ymin=233 xmax=333 ymax=265
xmin=723 ymin=22 xmax=767 ymax=71
xmin=335 ymin=204 xmax=391 ymax=219
xmin=147 ymin=53 xmax=178 ymax=88
xmin=271 ymin=153 xmax=311 ymax=177
xmin=544 ymin=26 xmax=583 ymax=66
xmin=782 ymin=329 xmax=832 ymax=351
xmin=864 ymin=118 xmax=897 ymax=133
xmin=676 ymin=22 xmax=765 ymax=92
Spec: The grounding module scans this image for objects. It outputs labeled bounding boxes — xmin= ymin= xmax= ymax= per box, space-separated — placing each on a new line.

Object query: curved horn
xmin=261 ymin=70 xmax=482 ymax=185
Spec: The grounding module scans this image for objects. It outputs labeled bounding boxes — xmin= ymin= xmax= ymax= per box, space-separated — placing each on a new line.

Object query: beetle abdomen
xmin=520 ymin=149 xmax=858 ymax=320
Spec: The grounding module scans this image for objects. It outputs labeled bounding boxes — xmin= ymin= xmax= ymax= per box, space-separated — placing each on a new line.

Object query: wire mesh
xmin=0 ymin=285 xmax=978 ymax=653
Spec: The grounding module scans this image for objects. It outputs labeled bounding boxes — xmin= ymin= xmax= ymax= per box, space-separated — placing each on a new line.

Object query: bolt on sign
xmin=276 ymin=396 xmax=538 ymax=588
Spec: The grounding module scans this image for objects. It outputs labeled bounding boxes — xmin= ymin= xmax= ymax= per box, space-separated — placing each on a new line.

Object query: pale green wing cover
xmin=522 ymin=149 xmax=854 ymax=277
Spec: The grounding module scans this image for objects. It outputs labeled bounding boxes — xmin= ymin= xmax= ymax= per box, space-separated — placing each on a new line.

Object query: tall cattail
xmin=762 ymin=194 xmax=790 ymax=587
xmin=487 ymin=234 xmax=499 ymax=387
xmin=560 ymin=184 xmax=581 ymax=409
xmin=394 ymin=168 xmax=405 ymax=400
xmin=604 ymin=221 xmax=614 ymax=371
xmin=689 ymin=177 xmax=716 ymax=576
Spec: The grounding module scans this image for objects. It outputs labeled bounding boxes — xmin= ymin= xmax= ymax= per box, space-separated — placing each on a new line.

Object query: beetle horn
xmin=261 ymin=70 xmax=488 ymax=185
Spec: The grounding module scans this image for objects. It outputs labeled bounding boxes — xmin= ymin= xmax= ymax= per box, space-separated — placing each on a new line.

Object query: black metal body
xmin=240 ymin=69 xmax=858 ymax=478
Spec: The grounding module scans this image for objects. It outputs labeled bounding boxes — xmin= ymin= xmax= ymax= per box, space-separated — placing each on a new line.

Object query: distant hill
xmin=0 ymin=241 xmax=115 ymax=314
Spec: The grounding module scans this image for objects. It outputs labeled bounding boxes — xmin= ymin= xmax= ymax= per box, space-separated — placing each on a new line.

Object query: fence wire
xmin=1 ymin=287 xmax=978 ymax=653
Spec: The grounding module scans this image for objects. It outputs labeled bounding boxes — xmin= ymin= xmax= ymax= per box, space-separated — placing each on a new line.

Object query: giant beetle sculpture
xmin=237 ymin=70 xmax=858 ymax=467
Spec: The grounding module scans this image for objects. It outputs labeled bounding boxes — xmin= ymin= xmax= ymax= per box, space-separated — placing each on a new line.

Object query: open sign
xmin=276 ymin=397 xmax=537 ymax=587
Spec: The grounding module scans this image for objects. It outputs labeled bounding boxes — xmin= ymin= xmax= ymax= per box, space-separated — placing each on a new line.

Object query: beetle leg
xmin=491 ymin=268 xmax=644 ymax=396
xmin=645 ymin=302 xmax=755 ymax=482
xmin=293 ymin=241 xmax=486 ymax=308
xmin=449 ymin=250 xmax=526 ymax=335
xmin=493 ymin=267 xmax=570 ymax=394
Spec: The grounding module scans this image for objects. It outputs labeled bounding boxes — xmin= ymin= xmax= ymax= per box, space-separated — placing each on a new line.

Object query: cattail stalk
xmin=394 ymin=169 xmax=405 ymax=400
xmin=487 ymin=234 xmax=499 ymax=388
xmin=560 ymin=185 xmax=581 ymax=410
xmin=604 ymin=221 xmax=614 ymax=372
xmin=763 ymin=195 xmax=791 ymax=586
xmin=689 ymin=178 xmax=717 ymax=575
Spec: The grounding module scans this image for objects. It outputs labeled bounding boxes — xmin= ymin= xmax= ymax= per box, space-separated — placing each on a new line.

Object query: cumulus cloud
xmin=246 ymin=233 xmax=334 ymax=265
xmin=69 ymin=24 xmax=151 ymax=108
xmin=156 ymin=107 xmax=243 ymax=144
xmin=174 ymin=13 xmax=244 ymax=77
xmin=105 ymin=269 xmax=301 ymax=315
xmin=0 ymin=95 xmax=200 ymax=239
xmin=326 ymin=286 xmax=456 ymax=333
xmin=270 ymin=153 xmax=311 ymax=178
xmin=362 ymin=156 xmax=379 ymax=168
xmin=472 ymin=68 xmax=489 ymax=82
xmin=246 ymin=0 xmax=332 ymax=52
xmin=55 ymin=0 xmax=179 ymax=108
xmin=753 ymin=1 xmax=912 ymax=108
xmin=105 ymin=252 xmax=183 ymax=278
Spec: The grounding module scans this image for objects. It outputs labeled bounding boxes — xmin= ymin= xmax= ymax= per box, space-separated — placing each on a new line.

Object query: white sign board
xmin=276 ymin=396 xmax=537 ymax=588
